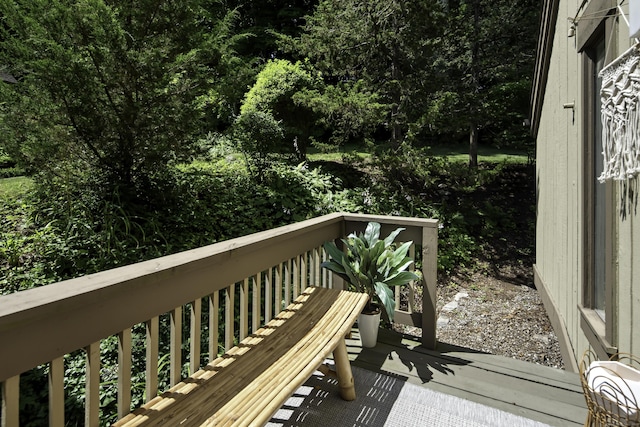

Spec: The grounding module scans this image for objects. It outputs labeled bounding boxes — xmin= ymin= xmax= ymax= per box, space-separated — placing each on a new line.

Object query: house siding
xmin=534 ymin=0 xmax=640 ymax=369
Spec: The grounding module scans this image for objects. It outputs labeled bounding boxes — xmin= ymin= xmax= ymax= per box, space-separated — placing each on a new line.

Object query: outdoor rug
xmin=267 ymin=363 xmax=551 ymax=427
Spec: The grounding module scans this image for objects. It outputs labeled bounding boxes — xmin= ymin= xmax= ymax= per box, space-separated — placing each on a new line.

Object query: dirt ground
xmin=396 ymin=264 xmax=564 ymax=369
xmin=434 ymin=267 xmax=564 ymax=369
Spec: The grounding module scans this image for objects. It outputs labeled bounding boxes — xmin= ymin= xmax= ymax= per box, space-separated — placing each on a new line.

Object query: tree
xmin=233 ymin=110 xmax=284 ymax=177
xmin=225 ymin=0 xmax=319 ymax=59
xmin=294 ymin=81 xmax=386 ymax=146
xmin=237 ymin=59 xmax=320 ymax=160
xmin=427 ymin=0 xmax=539 ymax=166
xmin=0 ymin=0 xmax=244 ymax=199
xmin=291 ymin=0 xmax=440 ymax=146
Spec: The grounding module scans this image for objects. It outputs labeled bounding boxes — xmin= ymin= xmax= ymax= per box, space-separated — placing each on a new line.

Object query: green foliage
xmin=233 ymin=110 xmax=285 ymax=177
xmin=294 ymin=82 xmax=386 ymax=146
xmin=0 ymin=150 xmax=21 ymax=178
xmin=423 ymin=0 xmax=539 ymax=153
xmin=346 ymin=144 xmax=534 ymax=274
xmin=322 ymin=222 xmax=418 ymax=321
xmin=291 ymin=0 xmax=441 ymax=145
xmin=239 ymin=59 xmax=321 ymax=159
xmin=0 ymin=0 xmax=246 ymax=196
xmin=224 ymin=0 xmax=319 ymax=58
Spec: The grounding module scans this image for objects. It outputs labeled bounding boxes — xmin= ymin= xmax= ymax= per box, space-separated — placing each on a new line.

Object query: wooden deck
xmin=346 ymin=328 xmax=588 ymax=427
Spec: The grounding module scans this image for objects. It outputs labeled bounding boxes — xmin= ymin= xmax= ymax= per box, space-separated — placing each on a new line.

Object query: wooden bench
xmin=114 ymin=286 xmax=369 ymax=426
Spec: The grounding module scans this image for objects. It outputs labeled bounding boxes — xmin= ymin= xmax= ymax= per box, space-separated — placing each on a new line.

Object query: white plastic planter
xmin=358 ymin=312 xmax=381 ymax=348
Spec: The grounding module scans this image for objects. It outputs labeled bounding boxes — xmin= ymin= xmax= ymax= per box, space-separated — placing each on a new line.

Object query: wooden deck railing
xmin=0 ymin=213 xmax=437 ymax=426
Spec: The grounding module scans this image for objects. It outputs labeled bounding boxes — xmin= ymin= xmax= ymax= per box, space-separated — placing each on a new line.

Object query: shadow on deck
xmin=346 ymin=328 xmax=587 ymax=427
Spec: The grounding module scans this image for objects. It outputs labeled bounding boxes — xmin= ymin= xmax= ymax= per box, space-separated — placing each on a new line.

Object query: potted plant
xmin=322 ymin=221 xmax=419 ymax=347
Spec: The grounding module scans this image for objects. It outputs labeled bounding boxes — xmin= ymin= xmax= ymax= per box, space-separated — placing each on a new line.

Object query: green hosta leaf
xmin=323 ymin=240 xmax=345 ymax=263
xmin=374 ymin=281 xmax=395 ymax=321
xmin=342 ymin=237 xmax=355 ymax=254
xmin=383 ymin=227 xmax=405 ymax=247
xmin=343 ymin=262 xmax=360 ymax=290
xmin=392 ymin=257 xmax=414 ymax=274
xmin=370 ymin=240 xmax=386 ymax=264
xmin=350 ymin=237 xmax=366 ymax=258
xmin=384 ymin=270 xmax=419 ymax=287
xmin=360 ymin=246 xmax=371 ymax=270
xmin=392 ymin=241 xmax=413 ymax=259
xmin=321 ymin=259 xmax=347 ymax=275
xmin=387 ymin=242 xmax=413 ymax=269
xmin=363 ymin=221 xmax=380 ymax=247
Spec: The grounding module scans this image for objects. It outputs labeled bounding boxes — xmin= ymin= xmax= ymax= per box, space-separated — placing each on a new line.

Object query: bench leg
xmin=333 ymin=338 xmax=356 ymax=401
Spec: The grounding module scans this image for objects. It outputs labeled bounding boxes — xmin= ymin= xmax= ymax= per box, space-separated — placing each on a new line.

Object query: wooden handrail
xmin=0 ymin=213 xmax=437 ymax=425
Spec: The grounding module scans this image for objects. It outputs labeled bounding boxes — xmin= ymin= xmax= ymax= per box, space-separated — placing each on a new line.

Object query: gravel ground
xmin=396 ymin=267 xmax=565 ymax=370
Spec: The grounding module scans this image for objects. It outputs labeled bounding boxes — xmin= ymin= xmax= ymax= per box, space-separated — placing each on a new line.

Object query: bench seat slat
xmin=114 ymin=287 xmax=368 ymax=427
xmin=214 ymin=291 xmax=366 ymax=426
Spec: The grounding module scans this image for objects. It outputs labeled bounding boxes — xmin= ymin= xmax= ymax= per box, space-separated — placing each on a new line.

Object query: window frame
xmin=578 ymin=0 xmax=617 ymax=359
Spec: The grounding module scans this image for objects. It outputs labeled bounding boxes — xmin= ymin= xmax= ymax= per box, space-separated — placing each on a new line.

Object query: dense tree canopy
xmin=427 ymin=0 xmax=539 ymax=165
xmin=226 ymin=0 xmax=319 ymax=58
xmin=0 ymin=0 xmax=246 ymax=197
xmin=291 ymin=0 xmax=441 ymax=145
xmin=0 ymin=0 xmax=540 ymax=184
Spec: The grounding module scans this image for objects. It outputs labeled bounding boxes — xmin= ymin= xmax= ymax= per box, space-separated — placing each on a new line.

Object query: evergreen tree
xmin=226 ymin=0 xmax=319 ymax=58
xmin=427 ymin=0 xmax=539 ymax=166
xmin=291 ymin=0 xmax=441 ymax=146
xmin=0 ymin=0 xmax=245 ymax=198
xmin=237 ymin=59 xmax=320 ymax=161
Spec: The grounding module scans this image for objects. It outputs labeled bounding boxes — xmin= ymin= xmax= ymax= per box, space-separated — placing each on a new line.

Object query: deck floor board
xmin=346 ymin=328 xmax=588 ymax=427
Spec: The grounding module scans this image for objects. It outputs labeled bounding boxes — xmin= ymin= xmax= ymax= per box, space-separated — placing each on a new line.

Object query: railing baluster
xmin=292 ymin=257 xmax=299 ymax=300
xmin=240 ymin=278 xmax=249 ymax=341
xmin=275 ymin=263 xmax=283 ymax=314
xmin=422 ymin=226 xmax=438 ymax=349
xmin=314 ymin=247 xmax=321 ymax=286
xmin=225 ymin=285 xmax=235 ymax=352
xmin=145 ymin=317 xmax=159 ymax=401
xmin=395 ymin=275 xmax=401 ymax=309
xmin=170 ymin=308 xmax=182 ymax=386
xmin=118 ymin=328 xmax=132 ymax=418
xmin=49 ymin=356 xmax=64 ymax=427
xmin=301 ymin=253 xmax=307 ymax=291
xmin=209 ymin=291 xmax=219 ymax=361
xmin=190 ymin=300 xmax=202 ymax=373
xmin=85 ymin=341 xmax=100 ymax=427
xmin=284 ymin=259 xmax=291 ymax=306
xmin=409 ymin=244 xmax=416 ymax=313
xmin=321 ymin=246 xmax=327 ymax=288
xmin=265 ymin=269 xmax=272 ymax=323
xmin=2 ymin=375 xmax=20 ymax=427
xmin=252 ymin=274 xmax=261 ymax=332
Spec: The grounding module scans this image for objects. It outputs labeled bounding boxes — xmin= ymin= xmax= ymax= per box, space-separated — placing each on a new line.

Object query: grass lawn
xmin=427 ymin=144 xmax=530 ymax=164
xmin=306 ymin=143 xmax=371 ymax=163
xmin=0 ymin=176 xmax=33 ymax=199
xmin=307 ymin=142 xmax=530 ymax=164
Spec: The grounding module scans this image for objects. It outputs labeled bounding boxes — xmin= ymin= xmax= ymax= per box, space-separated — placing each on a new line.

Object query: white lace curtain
xmin=599 ymin=43 xmax=640 ymax=182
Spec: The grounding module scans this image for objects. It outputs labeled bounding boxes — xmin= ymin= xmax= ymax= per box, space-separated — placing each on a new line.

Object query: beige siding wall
xmin=536 ymin=0 xmax=582 ymax=365
xmin=536 ymin=0 xmax=640 ymax=366
xmin=618 ymin=199 xmax=640 ymax=354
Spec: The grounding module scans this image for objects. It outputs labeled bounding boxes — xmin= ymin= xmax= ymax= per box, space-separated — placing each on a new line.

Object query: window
xmin=579 ymin=1 xmax=616 ymax=358
xmin=590 ymin=36 xmax=606 ymax=320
